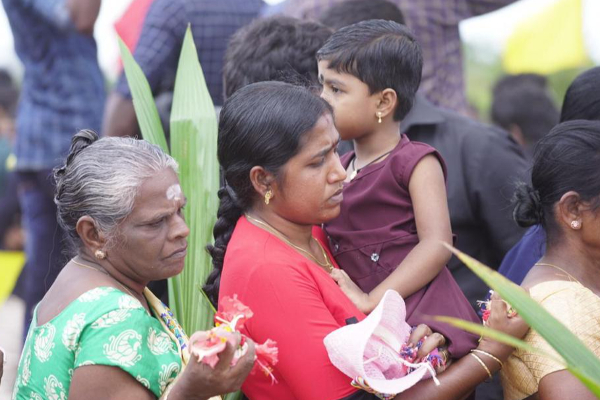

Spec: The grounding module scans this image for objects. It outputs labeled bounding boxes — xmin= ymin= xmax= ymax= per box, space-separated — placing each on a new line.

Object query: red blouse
xmin=219 ymin=216 xmax=365 ymax=400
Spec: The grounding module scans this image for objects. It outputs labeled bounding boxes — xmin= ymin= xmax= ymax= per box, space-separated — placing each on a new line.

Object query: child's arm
xmin=334 ymin=154 xmax=453 ymax=314
xmin=370 ymin=154 xmax=452 ymax=310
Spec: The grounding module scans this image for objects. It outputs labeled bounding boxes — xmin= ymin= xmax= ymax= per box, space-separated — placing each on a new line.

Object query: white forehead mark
xmin=166 ymin=184 xmax=182 ymax=201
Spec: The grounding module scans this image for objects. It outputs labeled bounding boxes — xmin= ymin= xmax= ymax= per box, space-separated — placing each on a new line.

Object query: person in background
xmin=103 ymin=0 xmax=263 ymax=139
xmin=498 ymin=66 xmax=600 ymax=285
xmin=1 ymin=0 xmax=106 ymax=343
xmin=222 ymin=16 xmax=357 ymax=154
xmin=263 ymin=0 xmax=516 ymax=117
xmin=0 ymin=347 xmax=4 ymax=386
xmin=0 ymin=69 xmax=21 ymax=251
xmin=491 ymin=74 xmax=559 ymax=159
xmin=502 ymin=120 xmax=600 ymax=400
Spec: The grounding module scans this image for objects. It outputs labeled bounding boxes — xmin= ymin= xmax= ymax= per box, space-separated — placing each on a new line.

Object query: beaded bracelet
xmin=471 ymin=349 xmax=503 ymax=369
xmin=470 ymin=353 xmax=492 ymax=380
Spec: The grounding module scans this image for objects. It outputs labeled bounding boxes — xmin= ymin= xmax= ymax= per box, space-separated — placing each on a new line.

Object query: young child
xmin=318 ymin=19 xmax=479 ymax=358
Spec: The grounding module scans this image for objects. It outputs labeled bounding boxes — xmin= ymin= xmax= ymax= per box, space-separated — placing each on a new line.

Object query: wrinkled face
xmin=109 ymin=168 xmax=190 ymax=282
xmin=271 ymin=114 xmax=347 ymax=225
xmin=318 ymin=60 xmax=378 ymax=140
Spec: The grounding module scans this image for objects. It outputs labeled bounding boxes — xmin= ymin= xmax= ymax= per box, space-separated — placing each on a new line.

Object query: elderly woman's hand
xmin=169 ymin=332 xmax=256 ymax=400
xmin=477 ymin=291 xmax=528 ymax=363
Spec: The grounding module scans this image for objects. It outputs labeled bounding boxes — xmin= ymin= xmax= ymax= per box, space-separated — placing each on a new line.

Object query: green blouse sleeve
xmin=73 ymin=291 xmax=182 ymax=398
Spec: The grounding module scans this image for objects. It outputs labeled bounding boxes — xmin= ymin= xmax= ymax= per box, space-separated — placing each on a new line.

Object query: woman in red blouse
xmin=204 ymin=82 xmax=526 ymax=400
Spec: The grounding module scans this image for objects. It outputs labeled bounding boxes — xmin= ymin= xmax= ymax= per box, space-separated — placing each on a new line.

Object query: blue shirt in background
xmin=2 ymin=0 xmax=105 ymax=171
xmin=115 ymin=0 xmax=264 ymax=107
xmin=497 ymin=225 xmax=546 ymax=284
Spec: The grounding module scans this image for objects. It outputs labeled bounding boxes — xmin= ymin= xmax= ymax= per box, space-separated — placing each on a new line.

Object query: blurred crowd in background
xmin=0 ymin=0 xmax=598 ymax=398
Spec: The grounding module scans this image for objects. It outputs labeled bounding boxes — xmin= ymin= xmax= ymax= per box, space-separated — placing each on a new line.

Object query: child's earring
xmin=264 ymin=189 xmax=273 ymax=205
xmin=376 ymin=111 xmax=383 ymax=124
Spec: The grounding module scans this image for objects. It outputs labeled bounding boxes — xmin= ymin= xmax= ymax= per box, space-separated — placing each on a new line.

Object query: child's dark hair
xmin=513 ymin=120 xmax=600 ymax=246
xmin=204 ymin=81 xmax=332 ymax=306
xmin=223 ymin=16 xmax=333 ymax=99
xmin=316 ymin=19 xmax=422 ymax=121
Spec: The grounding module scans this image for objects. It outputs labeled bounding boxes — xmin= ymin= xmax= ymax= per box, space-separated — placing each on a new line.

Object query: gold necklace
xmin=70 ymin=258 xmax=141 ymax=300
xmin=534 ymin=262 xmax=581 ymax=284
xmin=246 ymin=214 xmax=333 ymax=272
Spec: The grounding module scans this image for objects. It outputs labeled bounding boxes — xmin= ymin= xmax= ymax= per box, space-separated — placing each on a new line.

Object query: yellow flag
xmin=503 ymin=0 xmax=589 ymax=74
xmin=0 ymin=251 xmax=25 ymax=305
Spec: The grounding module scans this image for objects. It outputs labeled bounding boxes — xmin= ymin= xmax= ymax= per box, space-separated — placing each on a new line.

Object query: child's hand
xmin=330 ymin=269 xmax=374 ymax=314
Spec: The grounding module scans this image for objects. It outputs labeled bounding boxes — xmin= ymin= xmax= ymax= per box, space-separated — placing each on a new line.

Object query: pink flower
xmin=254 ymin=339 xmax=279 ymax=384
xmin=189 ymin=325 xmax=236 ymax=368
xmin=189 ymin=295 xmax=279 ymax=385
xmin=215 ymin=295 xmax=254 ymax=331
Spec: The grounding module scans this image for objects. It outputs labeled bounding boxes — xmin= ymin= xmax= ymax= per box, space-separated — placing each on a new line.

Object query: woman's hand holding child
xmin=330 ymin=269 xmax=375 ymax=314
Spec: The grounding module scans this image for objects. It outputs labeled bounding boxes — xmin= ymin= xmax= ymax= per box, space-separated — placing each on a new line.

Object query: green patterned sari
xmin=12 ymin=287 xmax=185 ymax=399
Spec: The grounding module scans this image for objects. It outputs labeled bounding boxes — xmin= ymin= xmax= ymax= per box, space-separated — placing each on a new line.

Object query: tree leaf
xmin=118 ymin=38 xmax=168 ymax=153
xmin=168 ymin=25 xmax=219 ymax=334
xmin=443 ymin=243 xmax=600 ymax=396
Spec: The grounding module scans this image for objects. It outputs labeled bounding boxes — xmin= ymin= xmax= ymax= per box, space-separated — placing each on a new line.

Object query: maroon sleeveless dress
xmin=324 ymin=134 xmax=479 ymax=358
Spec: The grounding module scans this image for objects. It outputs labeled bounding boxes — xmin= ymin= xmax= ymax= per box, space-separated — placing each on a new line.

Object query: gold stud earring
xmin=570 ymin=220 xmax=581 ymax=229
xmin=264 ymin=189 xmax=273 ymax=205
xmin=94 ymin=249 xmax=106 ymax=260
xmin=376 ymin=111 xmax=383 ymax=124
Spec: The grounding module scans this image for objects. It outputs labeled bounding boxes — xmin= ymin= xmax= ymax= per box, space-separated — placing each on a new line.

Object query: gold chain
xmin=534 ymin=262 xmax=581 ymax=284
xmin=70 ymin=258 xmax=141 ymax=300
xmin=246 ymin=214 xmax=333 ymax=272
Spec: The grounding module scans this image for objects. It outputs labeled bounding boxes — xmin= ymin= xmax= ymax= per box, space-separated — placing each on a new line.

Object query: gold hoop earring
xmin=264 ymin=189 xmax=273 ymax=205
xmin=570 ymin=220 xmax=581 ymax=229
xmin=94 ymin=250 xmax=106 ymax=260
xmin=376 ymin=111 xmax=383 ymax=124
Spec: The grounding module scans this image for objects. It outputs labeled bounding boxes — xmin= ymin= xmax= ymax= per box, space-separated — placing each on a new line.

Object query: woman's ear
xmin=76 ymin=216 xmax=107 ymax=252
xmin=556 ymin=191 xmax=583 ymax=229
xmin=249 ymin=166 xmax=275 ymax=198
xmin=376 ymin=88 xmax=398 ymax=120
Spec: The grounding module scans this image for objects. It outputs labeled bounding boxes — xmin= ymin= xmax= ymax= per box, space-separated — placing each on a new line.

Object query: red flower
xmin=482 ymin=309 xmax=491 ymax=324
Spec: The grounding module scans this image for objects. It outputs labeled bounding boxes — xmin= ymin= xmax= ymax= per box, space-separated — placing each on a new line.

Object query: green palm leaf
xmin=440 ymin=244 xmax=600 ymax=397
xmin=117 ymin=39 xmax=168 ymax=153
xmin=168 ymin=26 xmax=219 ymax=333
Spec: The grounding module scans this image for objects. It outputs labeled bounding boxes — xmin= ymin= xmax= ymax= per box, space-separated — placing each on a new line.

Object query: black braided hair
xmin=203 ymin=81 xmax=332 ymax=307
xmin=513 ymin=120 xmax=600 ymax=245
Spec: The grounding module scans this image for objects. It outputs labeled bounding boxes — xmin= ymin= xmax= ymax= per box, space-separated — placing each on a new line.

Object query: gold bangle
xmin=472 ymin=349 xmax=503 ymax=369
xmin=470 ymin=353 xmax=493 ymax=380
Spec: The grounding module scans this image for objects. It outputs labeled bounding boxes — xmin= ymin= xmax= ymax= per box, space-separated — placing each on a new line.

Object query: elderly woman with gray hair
xmin=11 ymin=130 xmax=255 ymax=400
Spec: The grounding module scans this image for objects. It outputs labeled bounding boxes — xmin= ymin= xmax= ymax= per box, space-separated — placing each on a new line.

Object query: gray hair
xmin=54 ymin=130 xmax=178 ymax=252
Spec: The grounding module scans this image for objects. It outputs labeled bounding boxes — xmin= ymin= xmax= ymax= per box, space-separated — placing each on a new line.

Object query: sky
xmin=0 ymin=0 xmax=597 ymax=82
